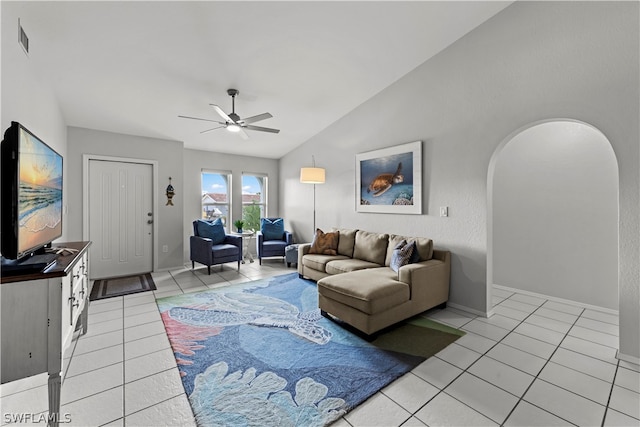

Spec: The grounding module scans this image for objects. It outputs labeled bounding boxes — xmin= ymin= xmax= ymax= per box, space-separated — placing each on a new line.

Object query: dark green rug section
xmin=90 ymin=272 xmax=156 ymax=301
xmin=373 ymin=316 xmax=465 ymax=358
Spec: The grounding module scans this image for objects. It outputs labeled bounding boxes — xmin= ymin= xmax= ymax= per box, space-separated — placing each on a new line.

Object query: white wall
xmin=183 ymin=148 xmax=280 ymax=261
xmin=1 ymin=2 xmax=68 ymax=243
xmin=492 ymin=121 xmax=618 ymax=310
xmin=280 ymin=2 xmax=639 ymax=358
xmin=66 ymin=127 xmax=185 ymax=270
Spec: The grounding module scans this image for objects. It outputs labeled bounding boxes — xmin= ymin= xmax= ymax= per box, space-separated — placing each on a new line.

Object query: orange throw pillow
xmin=308 ymin=229 xmax=339 ymax=255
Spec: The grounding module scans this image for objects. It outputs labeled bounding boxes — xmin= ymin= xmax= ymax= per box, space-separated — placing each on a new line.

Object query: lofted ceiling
xmin=14 ymin=1 xmax=511 ymax=159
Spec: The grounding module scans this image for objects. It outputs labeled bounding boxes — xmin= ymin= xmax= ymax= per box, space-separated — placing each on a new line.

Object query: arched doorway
xmin=487 ymin=119 xmax=618 ymax=314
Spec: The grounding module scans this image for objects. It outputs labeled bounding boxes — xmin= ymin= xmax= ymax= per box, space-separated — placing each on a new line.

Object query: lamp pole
xmin=300 ymin=155 xmax=326 ymax=239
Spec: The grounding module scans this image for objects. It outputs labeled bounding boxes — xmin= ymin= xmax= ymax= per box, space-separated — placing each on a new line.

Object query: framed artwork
xmin=356 ymin=141 xmax=422 ymax=214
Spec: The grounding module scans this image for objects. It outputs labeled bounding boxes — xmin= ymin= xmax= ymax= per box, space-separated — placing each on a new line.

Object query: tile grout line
xmin=600 ymin=359 xmax=621 ymax=427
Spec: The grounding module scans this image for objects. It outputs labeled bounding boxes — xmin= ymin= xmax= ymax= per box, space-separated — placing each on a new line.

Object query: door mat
xmin=90 ymin=273 xmax=156 ymax=301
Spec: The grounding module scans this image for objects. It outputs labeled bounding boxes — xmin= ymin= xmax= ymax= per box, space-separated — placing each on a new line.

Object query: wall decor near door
xmin=356 ymin=141 xmax=422 ymax=214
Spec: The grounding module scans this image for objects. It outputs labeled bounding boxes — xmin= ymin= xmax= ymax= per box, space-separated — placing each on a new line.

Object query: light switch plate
xmin=440 ymin=206 xmax=448 ymax=217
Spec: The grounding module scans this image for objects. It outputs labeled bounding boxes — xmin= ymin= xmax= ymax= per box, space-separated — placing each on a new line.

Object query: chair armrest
xmin=284 ymin=231 xmax=293 ymax=245
xmin=256 ymin=231 xmax=264 ymax=257
xmin=190 ymin=235 xmax=213 ymax=263
xmin=224 ymin=234 xmax=242 ymax=249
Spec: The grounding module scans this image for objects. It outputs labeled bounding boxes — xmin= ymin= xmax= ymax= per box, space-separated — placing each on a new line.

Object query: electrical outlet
xmin=440 ymin=206 xmax=449 ymax=217
xmin=162 ymin=245 xmax=168 ymax=253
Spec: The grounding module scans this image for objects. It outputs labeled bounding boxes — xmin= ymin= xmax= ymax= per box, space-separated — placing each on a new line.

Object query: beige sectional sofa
xmin=298 ymin=228 xmax=450 ymax=336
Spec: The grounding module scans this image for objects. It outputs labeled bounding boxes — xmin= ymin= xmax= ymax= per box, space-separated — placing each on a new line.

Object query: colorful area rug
xmin=89 ymin=273 xmax=156 ymax=301
xmin=156 ymin=273 xmax=463 ymax=426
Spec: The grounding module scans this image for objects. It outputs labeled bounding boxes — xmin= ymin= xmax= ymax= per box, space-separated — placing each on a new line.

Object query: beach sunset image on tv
xmin=17 ymin=128 xmax=63 ymax=254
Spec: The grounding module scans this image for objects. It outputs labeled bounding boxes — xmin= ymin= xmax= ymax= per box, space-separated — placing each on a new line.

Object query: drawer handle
xmin=69 ymin=295 xmax=79 ymax=308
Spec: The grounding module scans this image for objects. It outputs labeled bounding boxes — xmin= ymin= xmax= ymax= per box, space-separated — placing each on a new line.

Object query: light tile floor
xmin=1 ymin=262 xmax=639 ymax=426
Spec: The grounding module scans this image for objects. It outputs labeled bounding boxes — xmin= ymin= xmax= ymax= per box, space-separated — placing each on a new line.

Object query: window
xmin=201 ymin=171 xmax=231 ymax=228
xmin=242 ymin=173 xmax=267 ymax=232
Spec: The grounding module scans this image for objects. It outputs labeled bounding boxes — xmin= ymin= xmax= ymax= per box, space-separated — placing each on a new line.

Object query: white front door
xmin=88 ymin=160 xmax=153 ymax=279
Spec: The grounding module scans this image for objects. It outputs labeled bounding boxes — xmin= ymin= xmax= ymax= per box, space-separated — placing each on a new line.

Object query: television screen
xmin=1 ymin=122 xmax=63 ymax=260
xmin=17 ymin=126 xmax=63 ymax=257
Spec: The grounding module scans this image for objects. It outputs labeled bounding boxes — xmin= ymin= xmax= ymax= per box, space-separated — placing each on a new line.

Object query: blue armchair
xmin=190 ymin=220 xmax=242 ymax=274
xmin=256 ymin=217 xmax=293 ymax=265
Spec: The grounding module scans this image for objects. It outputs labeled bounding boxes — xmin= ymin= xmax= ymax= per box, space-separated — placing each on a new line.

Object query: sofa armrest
xmin=190 ymin=235 xmax=213 ymax=263
xmin=398 ymin=250 xmax=451 ymax=305
xmin=298 ymin=243 xmax=311 ymax=265
xmin=284 ymin=231 xmax=293 ymax=245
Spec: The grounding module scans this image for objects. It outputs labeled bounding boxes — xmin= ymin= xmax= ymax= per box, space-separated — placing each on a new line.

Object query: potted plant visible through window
xmin=233 ymin=219 xmax=245 ymax=233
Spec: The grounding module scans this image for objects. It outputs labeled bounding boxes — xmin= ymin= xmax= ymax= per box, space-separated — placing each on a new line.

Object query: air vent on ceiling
xmin=18 ymin=19 xmax=29 ymax=55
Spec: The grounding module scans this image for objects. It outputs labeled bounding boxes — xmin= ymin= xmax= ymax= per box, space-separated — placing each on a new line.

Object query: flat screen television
xmin=1 ymin=121 xmax=63 ymax=261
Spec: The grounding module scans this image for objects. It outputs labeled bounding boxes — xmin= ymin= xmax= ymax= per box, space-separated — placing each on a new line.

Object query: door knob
xmin=147 ymin=220 xmax=153 ymax=224
xmin=147 ymin=212 xmax=153 ymax=217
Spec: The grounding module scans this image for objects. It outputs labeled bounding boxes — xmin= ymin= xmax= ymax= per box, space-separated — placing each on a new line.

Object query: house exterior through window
xmin=201 ymin=170 xmax=232 ymax=228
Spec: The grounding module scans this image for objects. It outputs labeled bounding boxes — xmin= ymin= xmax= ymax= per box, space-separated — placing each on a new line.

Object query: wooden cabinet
xmin=1 ymin=242 xmax=91 ymax=426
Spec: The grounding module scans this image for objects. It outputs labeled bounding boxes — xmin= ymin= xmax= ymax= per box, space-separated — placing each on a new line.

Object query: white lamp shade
xmin=300 ymin=167 xmax=326 ymax=184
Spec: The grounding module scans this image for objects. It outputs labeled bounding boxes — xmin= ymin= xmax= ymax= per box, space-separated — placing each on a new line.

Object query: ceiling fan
xmin=179 ymin=89 xmax=280 ymax=140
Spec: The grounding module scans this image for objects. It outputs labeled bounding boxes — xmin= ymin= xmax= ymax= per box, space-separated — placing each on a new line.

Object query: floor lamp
xmin=300 ymin=155 xmax=326 ymax=236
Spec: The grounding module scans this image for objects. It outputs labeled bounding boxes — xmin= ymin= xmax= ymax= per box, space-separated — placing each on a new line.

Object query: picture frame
xmin=356 ymin=141 xmax=422 ymax=214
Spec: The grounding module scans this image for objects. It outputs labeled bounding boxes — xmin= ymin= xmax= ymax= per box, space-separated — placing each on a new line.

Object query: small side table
xmin=232 ymin=231 xmax=255 ymax=263
xmin=285 ymin=244 xmax=299 ymax=268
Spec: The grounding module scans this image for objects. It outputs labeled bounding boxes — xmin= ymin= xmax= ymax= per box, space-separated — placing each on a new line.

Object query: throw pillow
xmin=308 ymin=228 xmax=339 ymax=255
xmin=196 ymin=219 xmax=226 ymax=245
xmin=408 ymin=241 xmax=421 ymax=264
xmin=261 ymin=218 xmax=285 ymax=241
xmin=390 ymin=240 xmax=415 ymax=272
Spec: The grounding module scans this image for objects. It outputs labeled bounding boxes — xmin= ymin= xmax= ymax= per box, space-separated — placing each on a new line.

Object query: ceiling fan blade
xmin=238 ymin=127 xmax=249 ymax=140
xmin=200 ymin=126 xmax=225 ymax=134
xmin=244 ymin=125 xmax=280 ymax=134
xmin=239 ymin=112 xmax=273 ymax=125
xmin=178 ymin=115 xmax=222 ymax=124
xmin=210 ymin=104 xmax=234 ymax=123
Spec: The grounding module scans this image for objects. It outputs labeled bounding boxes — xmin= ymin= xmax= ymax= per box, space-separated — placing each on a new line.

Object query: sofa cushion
xmin=261 ymin=218 xmax=285 ymax=241
xmin=385 ymin=234 xmax=433 ymax=266
xmin=309 ymin=229 xmax=339 ymax=255
xmin=326 ymin=258 xmax=381 ymax=275
xmin=331 ymin=228 xmax=358 ymax=257
xmin=196 ymin=219 xmax=226 ymax=245
xmin=353 ymin=230 xmax=389 ymax=266
xmin=390 ymin=240 xmax=415 ymax=272
xmin=317 ymin=269 xmax=409 ymax=315
xmin=303 ymin=254 xmax=349 ymax=272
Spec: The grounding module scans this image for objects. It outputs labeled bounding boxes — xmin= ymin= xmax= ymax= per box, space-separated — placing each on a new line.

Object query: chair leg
xmin=259 ymin=258 xmax=262 ymax=265
xmin=237 ymin=260 xmax=240 ymax=272
xmin=207 ymin=265 xmax=211 ymax=275
xmin=191 ymin=261 xmax=195 ymax=269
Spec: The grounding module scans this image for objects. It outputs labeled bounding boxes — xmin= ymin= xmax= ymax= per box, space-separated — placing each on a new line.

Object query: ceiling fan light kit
xmin=179 ymin=88 xmax=280 ymax=139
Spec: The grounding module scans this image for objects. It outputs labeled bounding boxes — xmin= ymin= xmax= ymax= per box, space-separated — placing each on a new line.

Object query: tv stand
xmin=1 ymin=242 xmax=91 ymax=427
xmin=1 ymin=253 xmax=58 ymax=275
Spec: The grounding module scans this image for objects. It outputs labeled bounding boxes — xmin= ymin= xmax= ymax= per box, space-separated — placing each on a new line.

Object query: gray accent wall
xmin=182 ymin=148 xmax=280 ymax=262
xmin=279 ymin=2 xmax=639 ymax=358
xmin=66 ymin=127 xmax=185 ymax=271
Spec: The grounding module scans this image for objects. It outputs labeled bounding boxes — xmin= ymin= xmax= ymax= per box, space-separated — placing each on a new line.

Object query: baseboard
xmin=447 ymin=302 xmax=492 ymax=318
xmin=616 ymin=351 xmax=640 ymax=365
xmin=493 ymin=284 xmax=618 ymax=316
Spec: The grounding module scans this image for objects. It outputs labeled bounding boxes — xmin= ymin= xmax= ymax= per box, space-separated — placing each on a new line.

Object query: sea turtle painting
xmin=367 ymin=162 xmax=403 ymax=197
xmin=168 ymin=292 xmax=332 ymax=345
